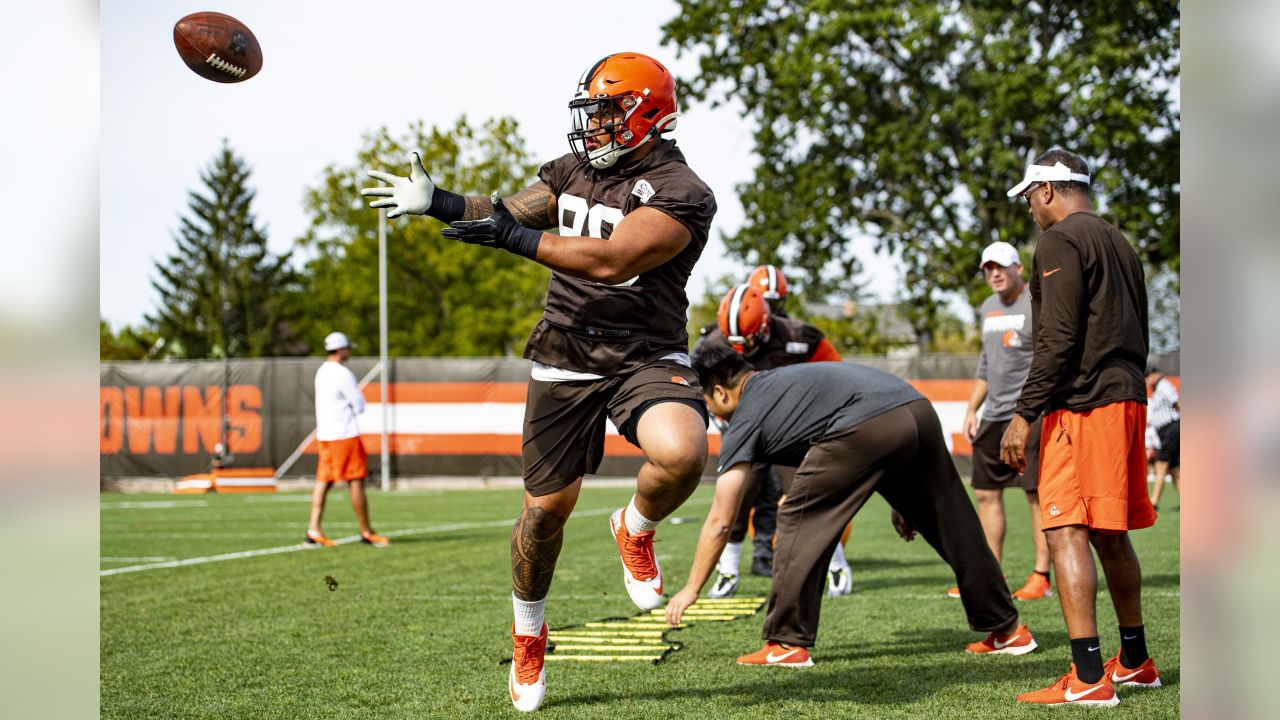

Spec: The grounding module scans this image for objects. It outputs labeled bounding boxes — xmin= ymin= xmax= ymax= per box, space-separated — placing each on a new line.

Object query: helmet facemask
xmin=568 ymin=92 xmax=648 ymax=170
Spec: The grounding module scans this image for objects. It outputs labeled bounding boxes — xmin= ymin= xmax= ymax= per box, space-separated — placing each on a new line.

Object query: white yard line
xmin=100 ymin=502 xmax=713 ymax=577
xmin=100 ymin=500 xmax=209 ymax=510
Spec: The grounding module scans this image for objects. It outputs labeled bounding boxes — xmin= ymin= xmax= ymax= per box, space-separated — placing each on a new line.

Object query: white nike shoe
xmin=509 ymin=623 xmax=548 ymax=713
xmin=826 ymin=565 xmax=852 ymax=597
xmin=610 ymin=508 xmax=664 ymax=610
xmin=708 ymin=572 xmax=739 ymax=599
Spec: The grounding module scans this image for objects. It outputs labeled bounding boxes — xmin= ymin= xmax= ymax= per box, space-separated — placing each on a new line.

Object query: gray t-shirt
xmin=975 ymin=286 xmax=1034 ymax=421
xmin=717 ymin=362 xmax=923 ymax=471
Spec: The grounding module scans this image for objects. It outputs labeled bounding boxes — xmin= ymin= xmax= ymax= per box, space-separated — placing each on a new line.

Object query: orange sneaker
xmin=304 ymin=530 xmax=336 ymax=548
xmin=509 ymin=623 xmax=548 ymax=713
xmin=736 ymin=641 xmax=814 ymax=667
xmin=360 ymin=530 xmax=390 ymax=547
xmin=946 ymin=586 xmax=961 ymax=598
xmin=1104 ymin=652 xmax=1161 ymax=688
xmin=1012 ymin=572 xmax=1053 ymax=600
xmin=609 ymin=508 xmax=663 ymax=610
xmin=966 ymin=623 xmax=1038 ymax=655
xmin=1017 ymin=664 xmax=1119 ymax=706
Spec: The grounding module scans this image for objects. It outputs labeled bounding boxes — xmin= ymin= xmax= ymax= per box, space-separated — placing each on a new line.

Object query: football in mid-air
xmin=173 ymin=11 xmax=263 ymax=83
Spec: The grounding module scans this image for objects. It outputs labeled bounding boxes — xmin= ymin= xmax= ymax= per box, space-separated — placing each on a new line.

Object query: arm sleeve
xmin=975 ymin=345 xmax=988 ymax=381
xmin=716 ymin=423 xmax=759 ymax=472
xmin=1015 ymin=233 xmax=1086 ymax=421
xmin=342 ymin=370 xmax=365 ymax=415
xmin=644 ymin=179 xmax=717 ymax=245
xmin=807 ymin=337 xmax=842 ymax=362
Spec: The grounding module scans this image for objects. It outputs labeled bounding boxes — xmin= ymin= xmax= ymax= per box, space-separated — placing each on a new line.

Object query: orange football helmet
xmin=568 ymin=52 xmax=679 ymax=170
xmin=748 ymin=264 xmax=789 ymax=302
xmin=717 ymin=284 xmax=771 ymax=354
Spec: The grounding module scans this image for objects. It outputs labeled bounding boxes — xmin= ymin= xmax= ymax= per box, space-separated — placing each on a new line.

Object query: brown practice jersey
xmin=524 ymin=140 xmax=717 ymax=375
xmin=695 ymin=316 xmax=841 ymax=370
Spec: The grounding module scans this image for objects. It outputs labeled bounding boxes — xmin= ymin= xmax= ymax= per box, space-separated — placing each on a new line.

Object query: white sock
xmin=829 ymin=542 xmax=849 ymax=572
xmin=624 ymin=496 xmax=658 ymax=535
xmin=718 ymin=542 xmax=744 ymax=575
xmin=513 ymin=594 xmax=546 ymax=636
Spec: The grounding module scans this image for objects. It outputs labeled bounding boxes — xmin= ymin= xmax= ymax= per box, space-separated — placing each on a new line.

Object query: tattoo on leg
xmin=462 ymin=195 xmax=493 ymax=221
xmin=505 ymin=184 xmax=557 ymax=229
xmin=511 ymin=507 xmax=567 ymax=601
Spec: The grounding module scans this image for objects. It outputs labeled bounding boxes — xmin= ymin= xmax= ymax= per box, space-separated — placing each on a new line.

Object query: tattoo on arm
xmin=461 ymin=195 xmax=493 ymax=221
xmin=511 ymin=506 xmax=567 ymax=601
xmin=506 ymin=183 xmax=558 ymax=230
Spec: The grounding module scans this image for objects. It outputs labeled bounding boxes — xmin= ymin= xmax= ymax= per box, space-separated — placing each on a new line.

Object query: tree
xmin=100 ymin=319 xmax=163 ymax=361
xmin=148 ymin=141 xmax=303 ymax=358
xmin=295 ymin=117 xmax=548 ymax=356
xmin=663 ymin=1 xmax=1180 ymax=346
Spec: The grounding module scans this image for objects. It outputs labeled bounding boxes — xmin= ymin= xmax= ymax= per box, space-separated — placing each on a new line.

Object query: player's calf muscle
xmin=511 ymin=506 xmax=566 ymax=600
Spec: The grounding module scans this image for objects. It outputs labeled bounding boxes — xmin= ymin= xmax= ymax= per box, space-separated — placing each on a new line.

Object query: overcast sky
xmin=100 ymin=0 xmax=908 ymax=329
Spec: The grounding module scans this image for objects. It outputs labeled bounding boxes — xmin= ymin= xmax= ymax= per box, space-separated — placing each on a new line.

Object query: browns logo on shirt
xmin=523 ymin=140 xmax=716 ymax=375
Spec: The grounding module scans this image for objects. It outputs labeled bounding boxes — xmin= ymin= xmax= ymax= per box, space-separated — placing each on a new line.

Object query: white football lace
xmin=206 ymin=53 xmax=247 ymax=78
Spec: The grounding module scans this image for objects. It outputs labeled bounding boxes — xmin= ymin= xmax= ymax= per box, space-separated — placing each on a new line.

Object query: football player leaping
xmin=363 ymin=52 xmax=716 ymax=713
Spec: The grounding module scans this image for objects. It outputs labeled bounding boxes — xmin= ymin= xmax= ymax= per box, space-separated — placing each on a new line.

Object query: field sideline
xmin=101 ymin=484 xmax=1180 ymax=718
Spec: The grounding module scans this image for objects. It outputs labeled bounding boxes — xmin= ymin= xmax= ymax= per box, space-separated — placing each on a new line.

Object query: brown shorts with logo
xmin=521 ymin=360 xmax=708 ymax=496
xmin=970 ymin=417 xmax=1041 ymax=491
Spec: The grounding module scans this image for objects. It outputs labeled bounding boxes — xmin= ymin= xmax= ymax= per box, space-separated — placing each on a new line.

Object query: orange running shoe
xmin=1104 ymin=652 xmax=1162 ymax=688
xmin=966 ymin=623 xmax=1038 ymax=655
xmin=360 ymin=531 xmax=390 ymax=547
xmin=1012 ymin=572 xmax=1053 ymax=600
xmin=1017 ymin=665 xmax=1119 ymax=706
xmin=946 ymin=586 xmax=961 ymax=598
xmin=609 ymin=508 xmax=663 ymax=610
xmin=304 ymin=530 xmax=336 ymax=548
xmin=736 ymin=641 xmax=814 ymax=667
xmin=509 ymin=623 xmax=548 ymax=713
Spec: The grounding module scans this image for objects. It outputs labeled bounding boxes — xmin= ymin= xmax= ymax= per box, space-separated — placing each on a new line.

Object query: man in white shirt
xmin=306 ymin=332 xmax=389 ymax=548
xmin=1145 ymin=363 xmax=1180 ymax=511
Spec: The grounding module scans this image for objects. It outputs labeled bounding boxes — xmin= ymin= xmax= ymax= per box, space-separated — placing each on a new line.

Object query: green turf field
xmin=101 ymin=483 xmax=1180 ymax=719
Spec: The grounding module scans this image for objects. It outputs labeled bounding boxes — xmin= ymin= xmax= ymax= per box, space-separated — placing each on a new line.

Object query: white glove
xmin=361 ymin=152 xmax=435 ymax=218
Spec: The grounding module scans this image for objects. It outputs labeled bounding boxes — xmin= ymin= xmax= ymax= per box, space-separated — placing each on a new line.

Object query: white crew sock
xmin=829 ymin=541 xmax=849 ymax=572
xmin=513 ymin=594 xmax=546 ymax=637
xmin=624 ymin=496 xmax=658 ymax=535
xmin=718 ymin=541 xmax=744 ymax=575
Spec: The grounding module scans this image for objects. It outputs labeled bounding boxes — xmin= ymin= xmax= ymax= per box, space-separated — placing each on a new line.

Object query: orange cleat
xmin=509 ymin=623 xmax=548 ymax=713
xmin=1017 ymin=665 xmax=1119 ymax=706
xmin=736 ymin=641 xmax=814 ymax=667
xmin=966 ymin=623 xmax=1038 ymax=655
xmin=1104 ymin=652 xmax=1162 ymax=688
xmin=360 ymin=530 xmax=390 ymax=547
xmin=610 ymin=508 xmax=663 ymax=610
xmin=946 ymin=586 xmax=961 ymax=598
xmin=304 ymin=530 xmax=336 ymax=548
xmin=1012 ymin=572 xmax=1053 ymax=600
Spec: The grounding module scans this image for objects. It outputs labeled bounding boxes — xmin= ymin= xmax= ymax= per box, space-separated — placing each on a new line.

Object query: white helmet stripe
xmin=767 ymin=265 xmax=778 ymax=295
xmin=727 ymin=284 xmax=748 ymax=339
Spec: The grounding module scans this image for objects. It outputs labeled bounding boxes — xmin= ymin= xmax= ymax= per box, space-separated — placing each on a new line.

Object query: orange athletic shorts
xmin=317 ymin=437 xmax=368 ymax=482
xmin=1037 ymin=400 xmax=1157 ymax=533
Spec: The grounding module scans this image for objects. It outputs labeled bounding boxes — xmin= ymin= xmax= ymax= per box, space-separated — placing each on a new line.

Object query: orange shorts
xmin=317 ymin=437 xmax=368 ymax=482
xmin=1037 ymin=400 xmax=1157 ymax=533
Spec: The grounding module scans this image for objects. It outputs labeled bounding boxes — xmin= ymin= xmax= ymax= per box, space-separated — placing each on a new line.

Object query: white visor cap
xmin=980 ymin=241 xmax=1021 ymax=269
xmin=1006 ymin=161 xmax=1090 ymax=197
xmin=323 ymin=332 xmax=351 ymax=352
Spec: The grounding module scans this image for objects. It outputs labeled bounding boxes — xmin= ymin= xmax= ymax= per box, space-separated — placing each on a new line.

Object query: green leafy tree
xmin=296 ymin=117 xmax=548 ymax=356
xmin=664 ymin=1 xmax=1180 ymax=347
xmin=100 ymin=319 xmax=164 ymax=361
xmin=148 ymin=141 xmax=303 ymax=358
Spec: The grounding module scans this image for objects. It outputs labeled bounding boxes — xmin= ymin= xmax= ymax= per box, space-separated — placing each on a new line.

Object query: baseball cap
xmin=1006 ymin=161 xmax=1091 ymax=197
xmin=323 ymin=332 xmax=351 ymax=352
xmin=980 ymin=241 xmax=1020 ymax=268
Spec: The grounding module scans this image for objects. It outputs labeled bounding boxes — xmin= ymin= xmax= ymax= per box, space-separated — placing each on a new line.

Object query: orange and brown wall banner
xmin=101 ymin=355 xmax=1179 ymax=480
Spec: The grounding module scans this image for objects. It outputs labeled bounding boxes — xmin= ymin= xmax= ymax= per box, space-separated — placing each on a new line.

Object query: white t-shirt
xmin=314 ymin=360 xmax=365 ymax=441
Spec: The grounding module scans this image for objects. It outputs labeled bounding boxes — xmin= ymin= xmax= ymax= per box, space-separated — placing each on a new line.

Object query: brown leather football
xmin=173 ymin=12 xmax=263 ymax=83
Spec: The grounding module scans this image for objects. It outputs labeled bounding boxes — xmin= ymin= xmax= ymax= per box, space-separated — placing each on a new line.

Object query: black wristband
xmin=504 ymin=224 xmax=542 ymax=261
xmin=429 ymin=187 xmax=465 ymax=223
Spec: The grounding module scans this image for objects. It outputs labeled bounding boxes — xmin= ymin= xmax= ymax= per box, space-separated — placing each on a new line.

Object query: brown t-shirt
xmin=524 ymin=140 xmax=716 ymax=375
xmin=1014 ymin=211 xmax=1149 ymax=420
xmin=695 ymin=317 xmax=834 ymax=370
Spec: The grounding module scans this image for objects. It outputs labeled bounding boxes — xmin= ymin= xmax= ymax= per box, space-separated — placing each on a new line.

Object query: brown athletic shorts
xmin=317 ymin=437 xmax=368 ymax=482
xmin=521 ymin=360 xmax=707 ymax=496
xmin=970 ymin=417 xmax=1041 ymax=491
xmin=1038 ymin=400 xmax=1157 ymax=533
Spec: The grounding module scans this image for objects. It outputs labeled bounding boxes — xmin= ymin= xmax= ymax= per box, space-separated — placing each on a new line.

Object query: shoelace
xmin=512 ymin=633 xmax=546 ymax=684
xmin=621 ymin=531 xmax=658 ymax=581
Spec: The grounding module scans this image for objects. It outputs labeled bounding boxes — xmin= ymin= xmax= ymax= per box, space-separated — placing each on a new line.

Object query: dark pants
xmin=762 ymin=399 xmax=1017 ymax=647
xmin=728 ymin=463 xmax=783 ymax=559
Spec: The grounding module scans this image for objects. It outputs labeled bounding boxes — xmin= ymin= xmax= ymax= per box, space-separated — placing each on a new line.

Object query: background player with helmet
xmin=362 ymin=52 xmax=716 ymax=713
xmin=694 ymin=277 xmax=852 ymax=598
